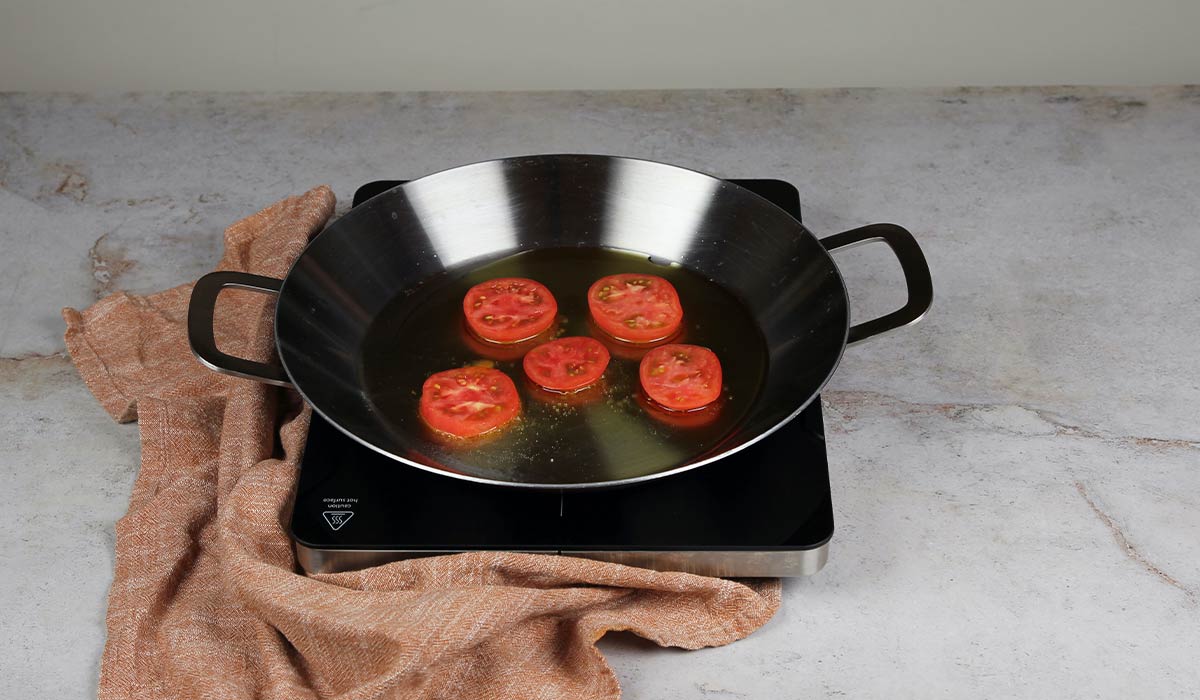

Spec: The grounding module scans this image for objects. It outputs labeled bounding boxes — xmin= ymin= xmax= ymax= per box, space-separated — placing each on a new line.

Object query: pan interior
xmin=359 ymin=247 xmax=769 ymax=485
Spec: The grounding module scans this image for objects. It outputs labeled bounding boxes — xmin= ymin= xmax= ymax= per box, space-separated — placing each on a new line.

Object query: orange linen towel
xmin=63 ymin=186 xmax=781 ymax=700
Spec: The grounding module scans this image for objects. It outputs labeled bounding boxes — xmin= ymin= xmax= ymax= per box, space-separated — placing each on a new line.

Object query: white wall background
xmin=2 ymin=0 xmax=1198 ymax=91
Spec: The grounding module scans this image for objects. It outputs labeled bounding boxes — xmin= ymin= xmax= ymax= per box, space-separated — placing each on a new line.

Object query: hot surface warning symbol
xmin=323 ymin=511 xmax=354 ymax=531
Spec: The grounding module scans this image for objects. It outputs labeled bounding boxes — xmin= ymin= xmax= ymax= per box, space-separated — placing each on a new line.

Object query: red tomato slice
xmin=419 ymin=366 xmax=520 ymax=438
xmin=463 ymin=277 xmax=558 ymax=344
xmin=587 ymin=273 xmax=683 ymax=343
xmin=523 ymin=336 xmax=611 ymax=393
xmin=638 ymin=344 xmax=723 ymax=411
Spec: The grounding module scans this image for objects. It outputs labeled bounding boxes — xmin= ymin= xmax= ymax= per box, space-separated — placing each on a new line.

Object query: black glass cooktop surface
xmin=290 ymin=177 xmax=834 ymax=574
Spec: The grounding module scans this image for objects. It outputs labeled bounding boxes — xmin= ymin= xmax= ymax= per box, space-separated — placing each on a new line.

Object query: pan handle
xmin=187 ymin=271 xmax=292 ymax=387
xmin=819 ymin=223 xmax=933 ymax=345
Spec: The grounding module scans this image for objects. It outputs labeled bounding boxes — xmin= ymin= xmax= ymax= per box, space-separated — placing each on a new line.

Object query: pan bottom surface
xmin=360 ymin=246 xmax=768 ymax=485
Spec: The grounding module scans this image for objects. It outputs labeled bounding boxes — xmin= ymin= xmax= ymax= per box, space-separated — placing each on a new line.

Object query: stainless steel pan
xmin=188 ymin=155 xmax=932 ymax=489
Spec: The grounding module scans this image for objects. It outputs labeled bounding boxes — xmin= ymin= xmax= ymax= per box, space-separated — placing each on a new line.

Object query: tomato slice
xmin=587 ymin=273 xmax=683 ymax=343
xmin=419 ymin=366 xmax=521 ymax=438
xmin=463 ymin=277 xmax=558 ymax=343
xmin=638 ymin=344 xmax=723 ymax=411
xmin=523 ymin=336 xmax=611 ymax=393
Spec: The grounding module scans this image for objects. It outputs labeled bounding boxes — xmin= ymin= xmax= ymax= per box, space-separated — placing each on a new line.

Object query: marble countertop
xmin=2 ymin=87 xmax=1198 ymax=698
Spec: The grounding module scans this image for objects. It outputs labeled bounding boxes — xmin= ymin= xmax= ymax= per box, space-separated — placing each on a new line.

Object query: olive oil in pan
xmin=360 ymin=247 xmax=769 ymax=485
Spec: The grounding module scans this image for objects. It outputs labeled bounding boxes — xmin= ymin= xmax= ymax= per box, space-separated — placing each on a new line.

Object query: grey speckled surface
xmin=1 ymin=87 xmax=1198 ymax=698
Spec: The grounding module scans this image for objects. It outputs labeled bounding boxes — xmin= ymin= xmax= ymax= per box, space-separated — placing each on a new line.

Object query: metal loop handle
xmin=820 ymin=223 xmax=933 ymax=345
xmin=187 ymin=271 xmax=291 ymax=386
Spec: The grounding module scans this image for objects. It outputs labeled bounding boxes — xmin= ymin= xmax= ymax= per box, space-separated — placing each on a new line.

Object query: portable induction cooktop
xmin=290 ymin=178 xmax=834 ymax=577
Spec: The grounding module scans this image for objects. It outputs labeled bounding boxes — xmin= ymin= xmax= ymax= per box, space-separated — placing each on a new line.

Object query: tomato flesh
xmin=523 ymin=336 xmax=611 ymax=392
xmin=419 ymin=366 xmax=520 ymax=438
xmin=638 ymin=344 xmax=723 ymax=411
xmin=587 ymin=273 xmax=683 ymax=343
xmin=463 ymin=277 xmax=558 ymax=343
